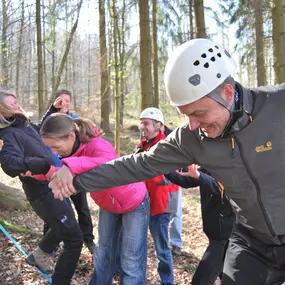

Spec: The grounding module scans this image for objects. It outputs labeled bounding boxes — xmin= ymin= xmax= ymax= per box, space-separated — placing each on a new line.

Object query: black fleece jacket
xmin=165 ymin=168 xmax=235 ymax=240
xmin=0 ymin=114 xmax=55 ymax=200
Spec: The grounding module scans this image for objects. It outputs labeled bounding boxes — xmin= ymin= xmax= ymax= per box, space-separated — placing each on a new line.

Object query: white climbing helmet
xmin=140 ymin=107 xmax=164 ymax=124
xmin=164 ymin=38 xmax=236 ymax=106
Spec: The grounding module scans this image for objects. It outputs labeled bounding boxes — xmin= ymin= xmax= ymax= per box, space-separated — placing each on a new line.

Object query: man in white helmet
xmin=50 ymin=38 xmax=285 ymax=284
xmin=134 ymin=107 xmax=179 ymax=285
xmin=137 ymin=108 xmax=184 ymax=258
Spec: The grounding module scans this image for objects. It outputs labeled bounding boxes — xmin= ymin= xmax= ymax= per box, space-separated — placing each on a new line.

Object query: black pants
xmin=222 ymin=225 xmax=285 ymax=285
xmin=192 ymin=239 xmax=228 ymax=285
xmin=44 ymin=191 xmax=94 ymax=245
xmin=30 ymin=191 xmax=83 ymax=285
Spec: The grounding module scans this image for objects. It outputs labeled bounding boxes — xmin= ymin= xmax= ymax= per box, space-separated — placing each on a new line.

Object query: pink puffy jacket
xmin=60 ymin=136 xmax=147 ymax=214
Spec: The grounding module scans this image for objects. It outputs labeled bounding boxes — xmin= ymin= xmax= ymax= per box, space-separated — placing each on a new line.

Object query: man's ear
xmin=221 ymin=84 xmax=235 ymax=105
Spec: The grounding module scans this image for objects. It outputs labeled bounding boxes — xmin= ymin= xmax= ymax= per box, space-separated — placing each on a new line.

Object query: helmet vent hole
xmin=201 ymin=53 xmax=207 ymax=58
xmin=225 ymin=50 xmax=231 ymax=58
xmin=210 ymin=57 xmax=215 ymax=62
xmin=204 ymin=62 xmax=209 ymax=68
xmin=217 ymin=53 xmax=222 ymax=57
xmin=215 ymin=45 xmax=219 ymax=49
xmin=208 ymin=48 xmax=214 ymax=52
xmin=193 ymin=60 xmax=200 ymax=66
xmin=217 ymin=73 xmax=221 ymax=78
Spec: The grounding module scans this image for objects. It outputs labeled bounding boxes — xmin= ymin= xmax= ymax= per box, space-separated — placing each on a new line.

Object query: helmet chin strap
xmin=152 ymin=119 xmax=161 ymax=132
xmin=206 ymin=92 xmax=233 ymax=112
xmin=207 ymin=90 xmax=240 ymax=138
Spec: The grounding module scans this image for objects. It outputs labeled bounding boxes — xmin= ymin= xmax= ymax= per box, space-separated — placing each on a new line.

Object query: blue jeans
xmin=89 ymin=194 xmax=150 ymax=285
xmin=149 ymin=213 xmax=174 ymax=285
xmin=170 ymin=186 xmax=183 ymax=248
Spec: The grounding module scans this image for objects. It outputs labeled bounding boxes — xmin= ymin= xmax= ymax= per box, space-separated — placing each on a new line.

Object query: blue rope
xmin=0 ymin=224 xmax=52 ymax=283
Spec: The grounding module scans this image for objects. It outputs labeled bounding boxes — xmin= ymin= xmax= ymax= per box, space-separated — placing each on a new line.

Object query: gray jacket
xmin=74 ymin=83 xmax=285 ymax=244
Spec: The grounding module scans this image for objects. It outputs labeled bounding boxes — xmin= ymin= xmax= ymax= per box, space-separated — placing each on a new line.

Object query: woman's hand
xmin=20 ymin=170 xmax=34 ymax=177
xmin=49 ymin=165 xmax=76 ymax=200
xmin=53 ymin=97 xmax=68 ymax=113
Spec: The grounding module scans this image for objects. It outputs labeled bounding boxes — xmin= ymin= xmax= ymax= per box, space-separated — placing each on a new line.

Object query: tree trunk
xmin=15 ymin=1 xmax=25 ymax=102
xmin=1 ymin=0 xmax=9 ymax=88
xmin=139 ymin=0 xmax=153 ymax=110
xmin=99 ymin=0 xmax=111 ymax=133
xmin=194 ymin=0 xmax=207 ymax=38
xmin=189 ymin=0 xmax=194 ymax=39
xmin=254 ymin=0 xmax=267 ymax=86
xmin=72 ymin=36 xmax=78 ymax=111
xmin=119 ymin=0 xmax=126 ymax=126
xmin=113 ymin=0 xmax=120 ymax=154
xmin=50 ymin=0 xmax=56 ymax=95
xmin=152 ymin=0 xmax=159 ymax=108
xmin=36 ymin=0 xmax=45 ymax=118
xmin=0 ymin=182 xmax=28 ymax=211
xmin=87 ymin=31 xmax=91 ymax=105
xmin=272 ymin=0 xmax=285 ymax=83
xmin=53 ymin=0 xmax=83 ymax=93
xmin=42 ymin=0 xmax=48 ymax=103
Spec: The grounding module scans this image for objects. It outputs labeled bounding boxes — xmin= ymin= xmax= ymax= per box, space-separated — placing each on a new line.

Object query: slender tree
xmin=112 ymin=0 xmax=120 ymax=153
xmin=139 ymin=0 xmax=153 ymax=110
xmin=1 ymin=0 xmax=9 ymax=87
xmin=152 ymin=0 xmax=159 ymax=108
xmin=36 ymin=0 xmax=45 ymax=117
xmin=194 ymin=0 xmax=207 ymax=38
xmin=99 ymin=0 xmax=111 ymax=133
xmin=272 ymin=0 xmax=285 ymax=83
xmin=15 ymin=0 xmax=25 ymax=100
xmin=119 ymin=0 xmax=126 ymax=126
xmin=189 ymin=0 xmax=194 ymax=39
xmin=254 ymin=0 xmax=267 ymax=86
xmin=53 ymin=0 xmax=83 ymax=93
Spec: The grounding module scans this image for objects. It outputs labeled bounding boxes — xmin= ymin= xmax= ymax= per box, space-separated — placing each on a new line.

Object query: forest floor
xmin=0 ymin=126 xmax=220 ymax=285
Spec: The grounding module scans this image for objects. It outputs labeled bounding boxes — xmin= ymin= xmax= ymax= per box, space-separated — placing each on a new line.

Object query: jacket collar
xmin=7 ymin=114 xmax=28 ymax=128
xmin=199 ymin=82 xmax=253 ymax=139
xmin=61 ymin=136 xmax=81 ymax=159
xmin=135 ymin=131 xmax=166 ymax=153
xmin=229 ymin=82 xmax=253 ymax=134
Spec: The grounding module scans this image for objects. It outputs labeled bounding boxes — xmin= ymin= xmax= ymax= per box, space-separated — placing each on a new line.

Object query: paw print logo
xmin=188 ymin=74 xmax=201 ymax=86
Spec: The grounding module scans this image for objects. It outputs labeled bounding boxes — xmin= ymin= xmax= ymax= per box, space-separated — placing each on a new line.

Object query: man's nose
xmin=188 ymin=116 xmax=200 ymax=131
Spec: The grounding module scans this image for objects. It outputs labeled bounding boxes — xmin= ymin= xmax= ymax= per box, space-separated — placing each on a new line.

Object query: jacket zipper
xmin=234 ymin=135 xmax=275 ymax=237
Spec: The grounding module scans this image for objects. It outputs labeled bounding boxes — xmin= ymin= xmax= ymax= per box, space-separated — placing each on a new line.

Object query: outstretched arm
xmin=165 ymin=171 xmax=200 ymax=188
xmin=166 ymin=164 xmax=221 ymax=195
xmin=49 ymin=126 xmax=196 ymax=200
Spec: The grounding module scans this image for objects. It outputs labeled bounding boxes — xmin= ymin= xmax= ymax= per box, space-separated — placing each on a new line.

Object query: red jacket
xmin=135 ymin=131 xmax=179 ymax=216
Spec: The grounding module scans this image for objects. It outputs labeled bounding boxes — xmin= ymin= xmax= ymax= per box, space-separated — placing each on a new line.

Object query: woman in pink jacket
xmin=38 ymin=113 xmax=150 ymax=285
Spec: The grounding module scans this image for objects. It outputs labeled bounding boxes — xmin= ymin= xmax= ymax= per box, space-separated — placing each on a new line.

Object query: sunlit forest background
xmin=0 ymin=0 xmax=284 ymax=151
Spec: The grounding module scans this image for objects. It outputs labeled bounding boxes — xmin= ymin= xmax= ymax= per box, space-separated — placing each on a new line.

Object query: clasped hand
xmin=48 ymin=165 xmax=76 ymax=200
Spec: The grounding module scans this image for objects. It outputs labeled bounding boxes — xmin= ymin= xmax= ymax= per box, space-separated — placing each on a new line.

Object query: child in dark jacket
xmin=0 ymin=90 xmax=83 ymax=285
xmin=165 ymin=165 xmax=235 ymax=285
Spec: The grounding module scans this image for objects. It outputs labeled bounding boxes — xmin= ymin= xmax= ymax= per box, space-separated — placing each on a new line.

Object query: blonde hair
xmin=0 ymin=90 xmax=27 ymax=129
xmin=40 ymin=113 xmax=98 ymax=143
